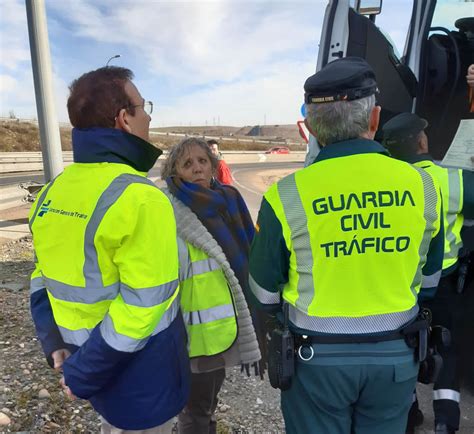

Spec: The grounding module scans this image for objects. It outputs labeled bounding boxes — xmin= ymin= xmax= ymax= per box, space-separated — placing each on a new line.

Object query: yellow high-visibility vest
xmin=264 ymin=152 xmax=441 ymax=334
xmin=29 ymin=162 xmax=179 ymax=352
xmin=178 ymin=241 xmax=237 ymax=358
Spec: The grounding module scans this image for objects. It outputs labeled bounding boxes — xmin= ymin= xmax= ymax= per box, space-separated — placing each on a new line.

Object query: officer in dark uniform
xmin=383 ymin=113 xmax=474 ymax=434
xmin=248 ymin=58 xmax=445 ymax=434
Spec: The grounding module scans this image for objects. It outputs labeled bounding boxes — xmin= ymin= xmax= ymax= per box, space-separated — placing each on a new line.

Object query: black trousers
xmin=177 ymin=369 xmax=226 ymax=434
xmin=423 ymin=273 xmax=461 ymax=430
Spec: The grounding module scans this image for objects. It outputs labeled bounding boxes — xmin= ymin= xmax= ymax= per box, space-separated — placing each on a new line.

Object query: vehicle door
xmin=317 ymin=1 xmax=419 ymax=133
xmin=408 ymin=0 xmax=474 ymax=158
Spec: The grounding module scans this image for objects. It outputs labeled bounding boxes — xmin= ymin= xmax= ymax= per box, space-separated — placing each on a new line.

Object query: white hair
xmin=305 ymin=94 xmax=376 ymax=146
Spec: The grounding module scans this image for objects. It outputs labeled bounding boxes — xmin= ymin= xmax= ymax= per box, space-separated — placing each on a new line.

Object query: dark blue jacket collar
xmin=313 ymin=138 xmax=389 ymax=164
xmin=72 ymin=127 xmax=162 ymax=173
xmin=406 ymin=153 xmax=434 ymax=165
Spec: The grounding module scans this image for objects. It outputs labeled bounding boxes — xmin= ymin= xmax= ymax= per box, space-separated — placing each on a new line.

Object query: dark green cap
xmin=304 ymin=57 xmax=378 ymax=104
xmin=382 ymin=112 xmax=428 ymax=147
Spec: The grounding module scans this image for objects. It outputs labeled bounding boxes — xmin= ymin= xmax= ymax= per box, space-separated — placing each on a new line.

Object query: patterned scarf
xmin=166 ymin=176 xmax=255 ymax=290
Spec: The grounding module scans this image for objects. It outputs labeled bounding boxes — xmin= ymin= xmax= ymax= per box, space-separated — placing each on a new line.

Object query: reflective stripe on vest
xmin=444 ymin=169 xmax=463 ymax=266
xmin=249 ymin=274 xmax=281 ymax=305
xmin=178 ymin=239 xmax=221 ymax=280
xmin=32 ymin=173 xmax=179 ymax=352
xmin=42 ymin=277 xmax=177 ymax=307
xmin=271 ymin=161 xmax=438 ymax=334
xmin=415 ymin=162 xmax=464 ymax=270
xmin=30 ymin=276 xmax=45 ymax=295
xmin=412 ymin=167 xmax=441 ymax=291
xmin=182 ymin=304 xmax=235 ymax=325
xmin=278 ymin=174 xmax=315 ymax=313
xmin=58 ymin=295 xmax=180 ymax=350
xmin=289 ymin=304 xmax=420 ymax=334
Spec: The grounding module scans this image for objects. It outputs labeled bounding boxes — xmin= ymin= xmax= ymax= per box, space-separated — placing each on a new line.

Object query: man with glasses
xmin=29 ymin=66 xmax=190 ymax=432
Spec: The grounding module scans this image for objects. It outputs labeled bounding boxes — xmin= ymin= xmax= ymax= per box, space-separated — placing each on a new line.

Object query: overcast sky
xmin=0 ymin=0 xmax=471 ymax=127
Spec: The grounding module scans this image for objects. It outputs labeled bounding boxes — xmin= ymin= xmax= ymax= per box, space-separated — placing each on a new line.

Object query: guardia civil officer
xmin=248 ymin=57 xmax=445 ymax=434
xmin=29 ymin=67 xmax=190 ymax=432
xmin=383 ymin=113 xmax=474 ymax=434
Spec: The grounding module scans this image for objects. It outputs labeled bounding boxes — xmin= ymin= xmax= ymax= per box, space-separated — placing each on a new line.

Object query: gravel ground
xmin=2 ymin=240 xmax=473 ymax=433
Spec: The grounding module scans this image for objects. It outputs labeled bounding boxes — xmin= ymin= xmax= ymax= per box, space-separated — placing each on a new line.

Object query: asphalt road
xmin=0 ymin=171 xmax=45 ymax=186
xmin=231 ymin=161 xmax=302 ymax=219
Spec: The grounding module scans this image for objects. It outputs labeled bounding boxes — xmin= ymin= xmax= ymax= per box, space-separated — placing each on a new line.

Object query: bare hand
xmin=467 ymin=64 xmax=474 ymax=88
xmin=59 ymin=376 xmax=77 ymax=401
xmin=51 ymin=349 xmax=71 ymax=372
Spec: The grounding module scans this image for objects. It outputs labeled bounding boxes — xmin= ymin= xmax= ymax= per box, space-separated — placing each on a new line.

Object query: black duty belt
xmin=294 ymin=317 xmax=430 ymax=346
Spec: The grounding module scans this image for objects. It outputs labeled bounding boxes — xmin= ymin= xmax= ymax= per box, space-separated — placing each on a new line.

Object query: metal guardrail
xmin=0 ymin=152 xmax=74 ymax=174
xmin=0 ymin=150 xmax=307 ymax=174
xmin=0 ymin=151 xmax=305 ymax=210
xmin=149 ymin=131 xmax=304 ymax=146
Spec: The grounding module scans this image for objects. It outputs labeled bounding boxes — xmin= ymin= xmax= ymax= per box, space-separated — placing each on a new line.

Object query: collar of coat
xmin=314 ymin=138 xmax=389 ymax=164
xmin=72 ymin=127 xmax=162 ymax=173
xmin=405 ymin=153 xmax=434 ymax=165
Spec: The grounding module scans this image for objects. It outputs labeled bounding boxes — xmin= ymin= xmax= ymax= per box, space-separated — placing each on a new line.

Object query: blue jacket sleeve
xmin=30 ymin=288 xmax=72 ymax=368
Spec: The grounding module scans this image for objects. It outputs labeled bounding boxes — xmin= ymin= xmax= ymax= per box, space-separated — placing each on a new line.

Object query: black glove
xmin=240 ymin=361 xmax=265 ymax=380
xmin=241 ymin=309 xmax=279 ymax=380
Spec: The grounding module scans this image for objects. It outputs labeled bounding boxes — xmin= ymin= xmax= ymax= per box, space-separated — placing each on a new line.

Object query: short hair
xmin=67 ymin=66 xmax=135 ymax=128
xmin=207 ymin=139 xmax=219 ymax=147
xmin=161 ymin=138 xmax=219 ymax=180
xmin=383 ymin=131 xmax=423 ymax=160
xmin=305 ymin=94 xmax=375 ymax=146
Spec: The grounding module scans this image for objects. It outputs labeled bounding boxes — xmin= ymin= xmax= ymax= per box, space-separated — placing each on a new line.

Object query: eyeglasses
xmin=128 ymin=100 xmax=153 ymax=115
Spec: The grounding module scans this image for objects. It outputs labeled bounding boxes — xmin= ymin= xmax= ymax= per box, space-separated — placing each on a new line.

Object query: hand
xmin=51 ymin=349 xmax=71 ymax=372
xmin=467 ymin=64 xmax=474 ymax=88
xmin=60 ymin=376 xmax=77 ymax=400
xmin=241 ymin=363 xmax=251 ymax=377
xmin=240 ymin=361 xmax=265 ymax=380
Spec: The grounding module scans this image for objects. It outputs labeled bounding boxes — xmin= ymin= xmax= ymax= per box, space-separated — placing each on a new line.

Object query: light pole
xmin=25 ymin=0 xmax=63 ymax=182
xmin=106 ymin=54 xmax=121 ymax=66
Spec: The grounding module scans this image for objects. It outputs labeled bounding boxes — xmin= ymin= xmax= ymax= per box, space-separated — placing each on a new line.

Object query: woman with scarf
xmin=161 ymin=138 xmax=261 ymax=434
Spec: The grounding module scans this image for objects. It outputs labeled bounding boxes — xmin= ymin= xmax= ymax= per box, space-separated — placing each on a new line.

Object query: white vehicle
xmin=309 ymin=0 xmax=473 ymax=160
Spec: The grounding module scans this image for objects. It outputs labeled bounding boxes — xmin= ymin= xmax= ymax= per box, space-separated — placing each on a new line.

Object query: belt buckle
xmin=297 ymin=335 xmax=315 ymax=361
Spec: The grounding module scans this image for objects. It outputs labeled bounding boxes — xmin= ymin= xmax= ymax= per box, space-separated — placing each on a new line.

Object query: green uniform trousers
xmin=281 ymin=339 xmax=418 ymax=434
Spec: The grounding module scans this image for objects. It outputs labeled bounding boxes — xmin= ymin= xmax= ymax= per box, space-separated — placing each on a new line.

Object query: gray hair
xmin=161 ymin=137 xmax=218 ymax=180
xmin=305 ymin=94 xmax=376 ymax=146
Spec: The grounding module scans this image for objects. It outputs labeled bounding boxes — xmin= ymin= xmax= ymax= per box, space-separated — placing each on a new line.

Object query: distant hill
xmin=0 ymin=120 xmax=305 ymax=152
xmin=151 ymin=126 xmax=241 ymax=136
xmin=151 ymin=124 xmax=304 ymax=142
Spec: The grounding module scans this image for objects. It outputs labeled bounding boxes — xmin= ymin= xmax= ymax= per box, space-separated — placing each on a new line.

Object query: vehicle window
xmin=374 ymin=0 xmax=414 ymax=58
xmin=431 ymin=0 xmax=474 ymax=31
xmin=349 ymin=0 xmax=414 ymax=57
